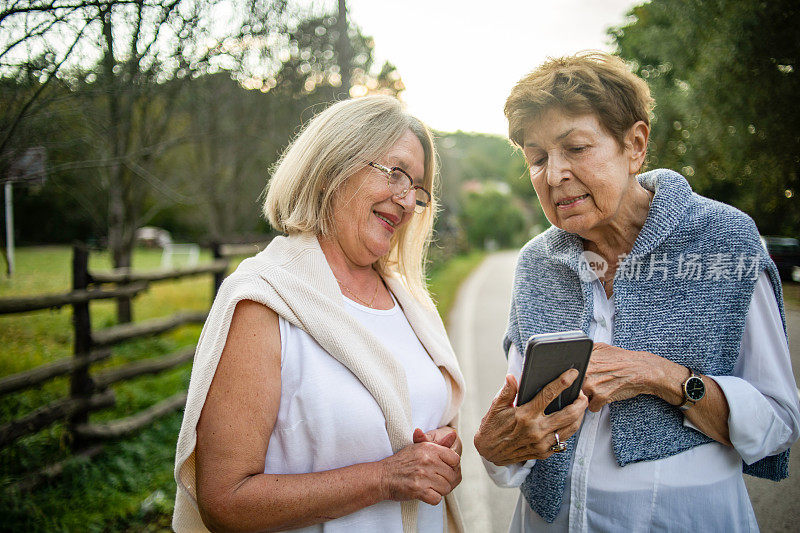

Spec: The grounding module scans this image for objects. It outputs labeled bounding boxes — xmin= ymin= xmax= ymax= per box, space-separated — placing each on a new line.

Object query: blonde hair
xmin=505 ymin=51 xmax=654 ymax=149
xmin=263 ymin=96 xmax=438 ymax=304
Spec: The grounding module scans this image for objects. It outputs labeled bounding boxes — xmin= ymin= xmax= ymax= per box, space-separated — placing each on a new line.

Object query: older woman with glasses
xmin=172 ymin=96 xmax=465 ymax=532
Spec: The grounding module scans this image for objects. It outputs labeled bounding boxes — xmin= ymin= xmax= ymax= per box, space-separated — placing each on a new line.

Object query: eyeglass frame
xmin=368 ymin=162 xmax=431 ymax=214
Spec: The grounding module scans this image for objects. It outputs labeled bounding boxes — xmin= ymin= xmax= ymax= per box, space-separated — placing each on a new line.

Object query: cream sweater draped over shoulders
xmin=172 ymin=232 xmax=465 ymax=532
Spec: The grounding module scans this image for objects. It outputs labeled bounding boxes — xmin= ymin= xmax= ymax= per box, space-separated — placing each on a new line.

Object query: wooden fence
xmin=0 ymin=241 xmax=269 ymax=489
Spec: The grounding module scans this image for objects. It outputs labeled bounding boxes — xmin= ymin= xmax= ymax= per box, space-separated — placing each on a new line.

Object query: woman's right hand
xmin=379 ymin=440 xmax=461 ymax=505
xmin=474 ymin=370 xmax=588 ymax=466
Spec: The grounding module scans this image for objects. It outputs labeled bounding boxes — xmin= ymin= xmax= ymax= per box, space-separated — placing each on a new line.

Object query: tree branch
xmin=0 ymin=17 xmax=89 ymax=155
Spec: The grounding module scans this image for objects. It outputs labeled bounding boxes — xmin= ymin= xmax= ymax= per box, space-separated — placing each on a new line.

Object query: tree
xmin=459 ymin=185 xmax=527 ymax=250
xmin=611 ymin=0 xmax=800 ymax=234
xmin=0 ymin=0 xmax=95 ymax=165
xmin=2 ymin=0 xmax=296 ymax=319
xmin=174 ymin=7 xmax=403 ymax=243
xmin=335 ymin=0 xmax=352 ymax=97
xmin=436 ymin=131 xmax=544 ymax=251
xmin=2 ymin=1 xmax=406 ymax=316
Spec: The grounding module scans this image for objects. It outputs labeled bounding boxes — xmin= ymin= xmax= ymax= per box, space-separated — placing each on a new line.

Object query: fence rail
xmin=91 ymin=311 xmax=208 ymax=347
xmin=89 ymin=260 xmax=227 ymax=284
xmin=0 ymin=389 xmax=116 ymax=448
xmin=73 ymin=392 xmax=188 ymax=440
xmin=0 ymin=282 xmax=148 ymax=314
xmin=92 ymin=346 xmax=196 ymax=389
xmin=218 ymin=242 xmax=270 ymax=258
xmin=0 ymin=240 xmax=268 ymax=489
xmin=0 ymin=349 xmax=111 ymax=396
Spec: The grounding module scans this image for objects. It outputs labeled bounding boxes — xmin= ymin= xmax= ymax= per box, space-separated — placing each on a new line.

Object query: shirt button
xmin=598 ymin=316 xmax=607 ymax=328
xmin=578 ymin=457 xmax=585 ymax=466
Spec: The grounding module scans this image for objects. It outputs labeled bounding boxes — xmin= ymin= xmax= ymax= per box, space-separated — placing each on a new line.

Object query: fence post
xmin=211 ymin=242 xmax=224 ymax=297
xmin=68 ymin=243 xmax=94 ymax=447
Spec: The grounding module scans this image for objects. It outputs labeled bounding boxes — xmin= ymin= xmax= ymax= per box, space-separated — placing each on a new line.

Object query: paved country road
xmin=450 ymin=251 xmax=800 ymax=533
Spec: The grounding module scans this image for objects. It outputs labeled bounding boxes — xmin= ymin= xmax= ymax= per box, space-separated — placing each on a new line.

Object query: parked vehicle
xmin=761 ymin=236 xmax=800 ymax=281
xmin=134 ymin=226 xmax=172 ymax=249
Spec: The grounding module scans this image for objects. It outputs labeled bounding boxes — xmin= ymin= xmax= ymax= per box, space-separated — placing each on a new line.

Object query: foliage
xmin=459 ymin=187 xmax=527 ymax=250
xmin=434 ymin=131 xmax=544 ymax=253
xmin=427 ymin=250 xmax=486 ymax=323
xmin=611 ymin=0 xmax=800 ymax=234
xmin=1 ymin=0 xmax=402 ymax=260
xmin=437 ymin=131 xmax=533 ymax=204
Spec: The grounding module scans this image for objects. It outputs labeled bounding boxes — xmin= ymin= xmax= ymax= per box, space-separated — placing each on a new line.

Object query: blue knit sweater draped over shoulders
xmin=504 ymin=169 xmax=790 ymax=523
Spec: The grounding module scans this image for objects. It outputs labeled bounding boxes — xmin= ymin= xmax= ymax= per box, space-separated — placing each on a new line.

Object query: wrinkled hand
xmin=473 ymin=370 xmax=588 ymax=466
xmin=379 ymin=436 xmax=461 ymax=506
xmin=582 ymin=342 xmax=664 ymax=412
xmin=412 ymin=426 xmax=462 ymax=496
xmin=413 ymin=426 xmax=461 ymax=455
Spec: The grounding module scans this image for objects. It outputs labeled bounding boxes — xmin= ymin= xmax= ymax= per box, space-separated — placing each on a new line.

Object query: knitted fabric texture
xmin=172 ymin=233 xmax=465 ymax=532
xmin=505 ymin=169 xmax=790 ymax=523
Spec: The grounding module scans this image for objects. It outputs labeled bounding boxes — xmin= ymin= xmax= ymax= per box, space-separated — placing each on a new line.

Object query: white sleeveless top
xmin=264 ymin=294 xmax=449 ymax=532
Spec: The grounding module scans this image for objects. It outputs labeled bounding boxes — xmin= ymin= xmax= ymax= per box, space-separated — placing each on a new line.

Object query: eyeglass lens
xmin=388 ymin=169 xmax=430 ymax=211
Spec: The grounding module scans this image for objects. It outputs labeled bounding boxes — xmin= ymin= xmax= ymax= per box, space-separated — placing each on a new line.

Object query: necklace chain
xmin=336 ymin=275 xmax=380 ymax=308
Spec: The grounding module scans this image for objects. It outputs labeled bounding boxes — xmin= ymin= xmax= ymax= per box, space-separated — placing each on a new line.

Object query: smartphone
xmin=516 ymin=330 xmax=593 ymax=414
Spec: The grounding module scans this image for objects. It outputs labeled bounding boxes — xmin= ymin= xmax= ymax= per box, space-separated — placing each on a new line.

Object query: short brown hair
xmin=504 ymin=51 xmax=654 ymax=148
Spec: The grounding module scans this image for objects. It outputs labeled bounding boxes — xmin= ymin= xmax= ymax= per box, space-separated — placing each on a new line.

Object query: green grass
xmin=0 ymin=245 xmax=485 ymax=531
xmin=0 ymin=247 xmax=213 ymax=377
xmin=428 ymin=251 xmax=487 ymax=322
xmin=0 ymin=246 xmax=223 ymax=532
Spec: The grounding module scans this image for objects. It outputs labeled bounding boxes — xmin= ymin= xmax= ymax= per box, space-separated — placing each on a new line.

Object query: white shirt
xmin=483 ymin=272 xmax=800 ymax=532
xmin=265 ymin=294 xmax=448 ymax=532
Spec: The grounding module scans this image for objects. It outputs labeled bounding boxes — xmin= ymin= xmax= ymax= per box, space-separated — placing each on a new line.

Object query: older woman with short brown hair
xmin=475 ymin=51 xmax=800 ymax=531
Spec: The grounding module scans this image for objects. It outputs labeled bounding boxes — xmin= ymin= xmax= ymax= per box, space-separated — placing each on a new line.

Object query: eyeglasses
xmin=368 ymin=162 xmax=431 ymax=214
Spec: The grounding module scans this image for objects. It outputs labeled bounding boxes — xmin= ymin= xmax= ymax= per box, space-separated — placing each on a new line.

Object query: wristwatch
xmin=679 ymin=369 xmax=706 ymax=411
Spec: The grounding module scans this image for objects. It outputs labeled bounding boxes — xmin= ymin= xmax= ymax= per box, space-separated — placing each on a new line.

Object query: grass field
xmin=428 ymin=251 xmax=487 ymax=321
xmin=1 ymin=246 xmax=217 ymax=532
xmin=0 ymin=245 xmax=485 ymax=531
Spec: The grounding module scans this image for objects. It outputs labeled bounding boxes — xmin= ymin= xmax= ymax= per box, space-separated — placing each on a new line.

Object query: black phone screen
xmin=517 ymin=331 xmax=593 ymax=414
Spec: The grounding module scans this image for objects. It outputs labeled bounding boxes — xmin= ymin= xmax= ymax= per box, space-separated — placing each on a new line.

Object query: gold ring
xmin=549 ymin=432 xmax=567 ymax=453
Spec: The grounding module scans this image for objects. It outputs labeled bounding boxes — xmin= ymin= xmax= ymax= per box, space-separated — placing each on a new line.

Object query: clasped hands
xmin=379 ymin=425 xmax=462 ymax=506
xmin=475 ymin=342 xmax=662 ymax=466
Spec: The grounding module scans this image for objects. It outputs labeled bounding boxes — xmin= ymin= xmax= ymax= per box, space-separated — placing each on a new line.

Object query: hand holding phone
xmin=517 ymin=331 xmax=593 ymax=414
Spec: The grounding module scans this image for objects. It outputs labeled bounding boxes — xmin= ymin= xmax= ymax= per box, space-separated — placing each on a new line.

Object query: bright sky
xmin=345 ymin=0 xmax=641 ymax=135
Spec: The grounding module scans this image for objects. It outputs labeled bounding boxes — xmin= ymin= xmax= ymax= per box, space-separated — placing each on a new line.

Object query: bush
xmin=459 ymin=187 xmax=527 ymax=250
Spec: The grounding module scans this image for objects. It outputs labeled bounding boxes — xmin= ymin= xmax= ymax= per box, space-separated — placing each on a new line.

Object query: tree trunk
xmin=336 ymin=0 xmax=352 ymax=96
xmin=101 ymin=4 xmax=134 ymax=323
xmin=111 ymin=235 xmax=133 ymax=323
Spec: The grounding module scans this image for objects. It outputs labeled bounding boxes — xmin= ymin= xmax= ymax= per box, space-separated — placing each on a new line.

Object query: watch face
xmin=686 ymin=376 xmax=705 ymax=401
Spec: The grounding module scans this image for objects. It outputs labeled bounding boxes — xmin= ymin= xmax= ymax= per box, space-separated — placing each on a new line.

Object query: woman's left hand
xmin=582 ymin=342 xmax=670 ymax=412
xmin=411 ymin=426 xmax=462 ymax=497
xmin=583 ymin=342 xmax=732 ymax=445
xmin=413 ymin=426 xmax=462 ymax=456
